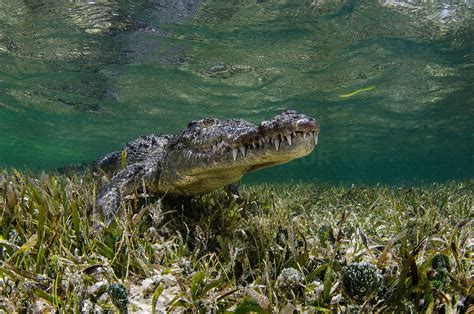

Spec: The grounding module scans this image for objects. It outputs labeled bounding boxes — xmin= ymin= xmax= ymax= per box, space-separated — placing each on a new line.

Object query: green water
xmin=0 ymin=0 xmax=473 ymax=184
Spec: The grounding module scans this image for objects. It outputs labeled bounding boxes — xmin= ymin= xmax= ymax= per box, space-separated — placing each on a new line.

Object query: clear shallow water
xmin=0 ymin=0 xmax=473 ymax=184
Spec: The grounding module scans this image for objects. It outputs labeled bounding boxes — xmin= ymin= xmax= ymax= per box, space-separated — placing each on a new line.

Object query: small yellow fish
xmin=339 ymin=86 xmax=376 ymax=98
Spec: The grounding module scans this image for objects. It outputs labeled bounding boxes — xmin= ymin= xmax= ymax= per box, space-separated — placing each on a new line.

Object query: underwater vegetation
xmin=0 ymin=169 xmax=472 ymax=312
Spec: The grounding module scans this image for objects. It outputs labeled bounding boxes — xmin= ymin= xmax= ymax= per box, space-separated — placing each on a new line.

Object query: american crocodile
xmin=95 ymin=110 xmax=319 ymax=221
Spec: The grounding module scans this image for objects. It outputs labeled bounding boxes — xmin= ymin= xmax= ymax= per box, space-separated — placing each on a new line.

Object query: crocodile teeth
xmin=303 ymin=132 xmax=307 ymax=139
xmin=274 ymin=138 xmax=280 ymax=151
xmin=252 ymin=142 xmax=257 ymax=149
xmin=232 ymin=148 xmax=238 ymax=161
xmin=239 ymin=145 xmax=246 ymax=156
xmin=285 ymin=134 xmax=292 ymax=146
xmin=314 ymin=134 xmax=318 ymax=145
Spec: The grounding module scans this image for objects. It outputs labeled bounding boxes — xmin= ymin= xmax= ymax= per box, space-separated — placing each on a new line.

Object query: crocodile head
xmin=162 ymin=110 xmax=320 ymax=195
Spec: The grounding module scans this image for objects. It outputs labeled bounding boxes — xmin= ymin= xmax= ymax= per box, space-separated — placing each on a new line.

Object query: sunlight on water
xmin=0 ymin=0 xmax=472 ymax=184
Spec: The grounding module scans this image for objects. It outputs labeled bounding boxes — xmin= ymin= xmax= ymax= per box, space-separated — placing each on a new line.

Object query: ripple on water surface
xmin=0 ymin=0 xmax=472 ymax=183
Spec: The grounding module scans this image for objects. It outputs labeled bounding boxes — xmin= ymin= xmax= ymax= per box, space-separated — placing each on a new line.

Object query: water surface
xmin=0 ymin=0 xmax=473 ymax=184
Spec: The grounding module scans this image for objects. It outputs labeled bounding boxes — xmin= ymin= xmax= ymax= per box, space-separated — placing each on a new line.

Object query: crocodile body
xmin=95 ymin=110 xmax=319 ymax=221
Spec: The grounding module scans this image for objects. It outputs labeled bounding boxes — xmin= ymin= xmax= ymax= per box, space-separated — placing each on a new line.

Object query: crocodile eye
xmin=187 ymin=120 xmax=198 ymax=128
xmin=188 ymin=118 xmax=218 ymax=128
xmin=200 ymin=118 xmax=219 ymax=127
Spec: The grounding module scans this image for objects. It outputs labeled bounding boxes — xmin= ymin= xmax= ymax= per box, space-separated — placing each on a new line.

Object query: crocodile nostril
xmin=296 ymin=118 xmax=310 ymax=125
xmin=259 ymin=120 xmax=270 ymax=128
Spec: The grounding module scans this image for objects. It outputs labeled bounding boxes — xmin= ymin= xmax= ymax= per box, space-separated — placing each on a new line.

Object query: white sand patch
xmin=128 ymin=273 xmax=182 ymax=313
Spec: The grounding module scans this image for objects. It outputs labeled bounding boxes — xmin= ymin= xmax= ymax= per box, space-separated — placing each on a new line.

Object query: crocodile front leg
xmin=93 ymin=150 xmax=121 ymax=175
xmin=95 ymin=161 xmax=161 ymax=225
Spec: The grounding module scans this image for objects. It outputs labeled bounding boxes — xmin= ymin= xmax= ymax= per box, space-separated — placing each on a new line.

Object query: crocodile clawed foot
xmin=226 ymin=182 xmax=241 ymax=204
xmin=96 ymin=189 xmax=122 ymax=226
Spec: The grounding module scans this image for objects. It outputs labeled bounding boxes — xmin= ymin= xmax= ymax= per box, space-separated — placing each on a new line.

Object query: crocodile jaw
xmin=161 ymin=110 xmax=319 ymax=195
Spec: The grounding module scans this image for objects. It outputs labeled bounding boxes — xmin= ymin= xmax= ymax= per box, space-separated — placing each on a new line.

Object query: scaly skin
xmin=95 ymin=110 xmax=320 ymax=222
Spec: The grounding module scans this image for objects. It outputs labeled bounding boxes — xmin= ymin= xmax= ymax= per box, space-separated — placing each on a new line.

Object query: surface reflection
xmin=0 ymin=0 xmax=472 ymax=183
